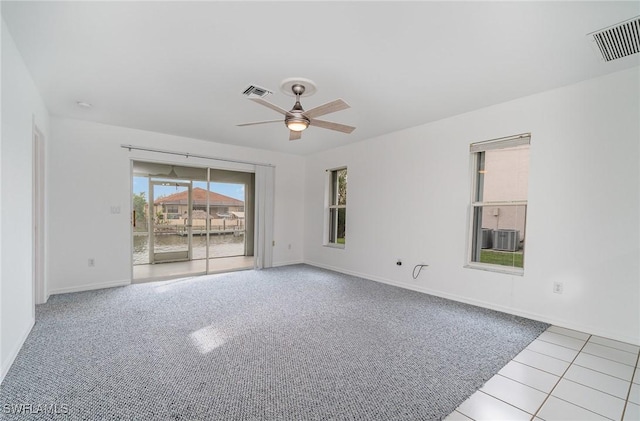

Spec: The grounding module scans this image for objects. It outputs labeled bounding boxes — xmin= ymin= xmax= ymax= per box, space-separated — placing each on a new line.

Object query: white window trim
xmin=324 ymin=166 xmax=347 ymax=249
xmin=324 ymin=243 xmax=346 ymax=250
xmin=466 ymin=134 xmax=530 ymax=275
xmin=464 ymin=262 xmax=525 ymax=276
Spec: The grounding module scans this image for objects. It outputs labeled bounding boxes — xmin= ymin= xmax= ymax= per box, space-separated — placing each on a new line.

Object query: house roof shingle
xmin=154 ymin=187 xmax=244 ymax=206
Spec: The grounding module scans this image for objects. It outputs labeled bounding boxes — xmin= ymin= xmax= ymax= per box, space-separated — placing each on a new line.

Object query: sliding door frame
xmin=129 ymin=157 xmax=271 ymax=282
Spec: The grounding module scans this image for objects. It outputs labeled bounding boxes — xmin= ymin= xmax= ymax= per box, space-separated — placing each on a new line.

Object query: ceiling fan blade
xmin=310 ymin=118 xmax=356 ymax=134
xmin=303 ymin=99 xmax=350 ymax=119
xmin=249 ymin=98 xmax=289 ymax=116
xmin=289 ymin=130 xmax=302 ymax=141
xmin=236 ymin=120 xmax=282 ymax=127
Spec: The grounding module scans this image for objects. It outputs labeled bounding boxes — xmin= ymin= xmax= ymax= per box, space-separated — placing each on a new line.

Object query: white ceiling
xmin=2 ymin=1 xmax=639 ymax=155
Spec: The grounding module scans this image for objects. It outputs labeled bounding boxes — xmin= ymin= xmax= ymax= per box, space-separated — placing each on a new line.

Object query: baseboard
xmin=304 ymin=261 xmax=640 ymax=346
xmin=1 ymin=317 xmax=35 ymax=385
xmin=305 ymin=261 xmax=409 ymax=291
xmin=48 ymin=279 xmax=131 ymax=296
xmin=272 ymin=260 xmax=304 ymax=268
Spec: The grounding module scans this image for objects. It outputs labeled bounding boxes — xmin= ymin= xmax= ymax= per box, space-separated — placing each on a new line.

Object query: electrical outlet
xmin=288 ymin=244 xmax=292 ymax=250
xmin=396 ymin=259 xmax=402 ymax=266
xmin=553 ymin=281 xmax=563 ymax=294
xmin=88 ymin=258 xmax=95 ymax=267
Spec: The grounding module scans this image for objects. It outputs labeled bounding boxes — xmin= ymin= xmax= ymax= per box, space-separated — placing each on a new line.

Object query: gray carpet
xmin=1 ymin=264 xmax=548 ymax=420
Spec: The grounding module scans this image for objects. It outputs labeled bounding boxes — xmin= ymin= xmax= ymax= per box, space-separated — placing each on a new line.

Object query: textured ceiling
xmin=2 ymin=1 xmax=639 ymax=155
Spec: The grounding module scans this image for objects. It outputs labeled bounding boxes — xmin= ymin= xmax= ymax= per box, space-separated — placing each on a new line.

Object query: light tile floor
xmin=133 ymin=256 xmax=255 ymax=283
xmin=446 ymin=326 xmax=640 ymax=421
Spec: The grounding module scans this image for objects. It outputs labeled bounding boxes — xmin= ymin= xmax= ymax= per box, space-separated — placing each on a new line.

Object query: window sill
xmin=464 ymin=263 xmax=524 ymax=276
xmin=324 ymin=243 xmax=345 ymax=250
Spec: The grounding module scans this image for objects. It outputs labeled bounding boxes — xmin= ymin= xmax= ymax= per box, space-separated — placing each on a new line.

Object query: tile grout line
xmin=546 ymin=327 xmax=590 ymax=341
xmin=570 ymin=361 xmax=636 ymax=383
xmin=451 ymin=410 xmax=474 ymax=421
xmin=548 ymin=395 xmax=617 ymax=421
xmin=579 ymin=351 xmax=638 ymax=368
xmin=523 ymin=347 xmax=579 ymax=365
xmin=494 ymin=373 xmax=556 ymax=395
xmin=540 ymin=335 xmax=640 ymax=359
xmin=580 ymin=341 xmax=639 ymax=367
xmin=587 ymin=338 xmax=640 ymax=354
xmin=523 ymin=343 xmax=635 ymax=382
xmin=475 ymin=390 xmax=535 ymax=418
xmin=560 ymin=377 xmax=629 ymax=401
xmin=530 ymin=332 xmax=592 ymax=420
xmin=455 ymin=387 xmax=538 ymax=420
xmin=536 ymin=334 xmax=639 ymax=367
xmin=588 ymin=343 xmax=640 ymax=355
xmin=452 ymin=328 xmax=637 ymax=421
xmin=511 ymin=357 xmax=567 ymax=378
xmin=620 ymin=350 xmax=640 ymax=421
xmin=536 ymin=337 xmax=586 ymax=351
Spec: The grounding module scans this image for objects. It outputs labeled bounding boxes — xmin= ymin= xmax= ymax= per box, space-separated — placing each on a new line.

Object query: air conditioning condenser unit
xmin=481 ymin=229 xmax=493 ymax=249
xmin=492 ymin=229 xmax=519 ymax=252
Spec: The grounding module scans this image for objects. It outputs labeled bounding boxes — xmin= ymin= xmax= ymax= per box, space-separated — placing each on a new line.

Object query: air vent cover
xmin=589 ymin=16 xmax=640 ymax=62
xmin=242 ymin=85 xmax=272 ymax=98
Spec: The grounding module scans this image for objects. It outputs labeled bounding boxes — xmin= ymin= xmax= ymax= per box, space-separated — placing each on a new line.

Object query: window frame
xmin=466 ymin=134 xmax=530 ymax=275
xmin=324 ymin=166 xmax=347 ymax=249
xmin=166 ymin=205 xmax=180 ymax=215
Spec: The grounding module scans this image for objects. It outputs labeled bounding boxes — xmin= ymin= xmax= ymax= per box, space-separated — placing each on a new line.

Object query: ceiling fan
xmin=237 ymin=83 xmax=355 ymax=141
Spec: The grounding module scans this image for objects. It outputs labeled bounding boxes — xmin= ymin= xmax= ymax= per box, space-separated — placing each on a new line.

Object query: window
xmin=326 ymin=167 xmax=347 ymax=247
xmin=468 ymin=134 xmax=530 ymax=273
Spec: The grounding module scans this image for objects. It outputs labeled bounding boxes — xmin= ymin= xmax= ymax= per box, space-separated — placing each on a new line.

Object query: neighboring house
xmin=480 ymin=146 xmax=529 ymax=250
xmin=230 ymin=211 xmax=245 ymax=220
xmin=154 ymin=187 xmax=244 ymax=221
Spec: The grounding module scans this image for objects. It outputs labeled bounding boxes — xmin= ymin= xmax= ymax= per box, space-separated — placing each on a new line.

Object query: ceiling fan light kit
xmin=238 ymin=78 xmax=355 ymax=141
xmin=285 ymin=84 xmax=310 ymax=132
xmin=286 ymin=117 xmax=310 ymax=132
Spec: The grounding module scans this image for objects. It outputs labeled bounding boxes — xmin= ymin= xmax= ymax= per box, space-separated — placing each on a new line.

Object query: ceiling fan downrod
xmin=285 ymin=84 xmax=310 ymax=131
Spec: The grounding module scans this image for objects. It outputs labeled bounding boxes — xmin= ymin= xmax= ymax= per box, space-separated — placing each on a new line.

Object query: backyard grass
xmin=337 ymin=238 xmax=345 ymax=245
xmin=480 ymin=250 xmax=523 ymax=268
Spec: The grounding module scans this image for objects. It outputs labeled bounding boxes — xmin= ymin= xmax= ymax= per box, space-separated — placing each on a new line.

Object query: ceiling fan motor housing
xmin=285 ymin=85 xmax=310 ymax=131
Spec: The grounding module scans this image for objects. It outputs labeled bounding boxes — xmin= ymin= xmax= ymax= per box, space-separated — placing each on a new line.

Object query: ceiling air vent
xmin=589 ymin=16 xmax=640 ymax=62
xmin=242 ymin=85 xmax=272 ymax=98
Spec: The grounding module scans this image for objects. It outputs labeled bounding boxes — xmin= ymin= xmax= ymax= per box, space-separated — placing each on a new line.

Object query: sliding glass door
xmin=203 ymin=181 xmax=245 ymax=258
xmin=149 ymin=180 xmax=192 ymax=263
xmin=131 ymin=161 xmax=257 ymax=281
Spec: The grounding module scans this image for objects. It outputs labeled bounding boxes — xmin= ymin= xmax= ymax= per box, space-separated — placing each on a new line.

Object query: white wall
xmin=304 ymin=67 xmax=640 ymax=345
xmin=1 ymin=19 xmax=50 ymax=382
xmin=47 ymin=118 xmax=305 ymax=294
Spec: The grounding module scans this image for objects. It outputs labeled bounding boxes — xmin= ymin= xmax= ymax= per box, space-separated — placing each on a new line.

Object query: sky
xmin=133 ymin=177 xmax=245 ymax=201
